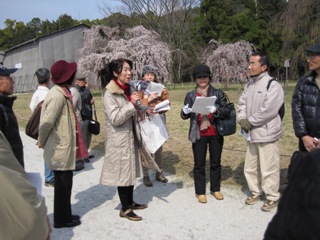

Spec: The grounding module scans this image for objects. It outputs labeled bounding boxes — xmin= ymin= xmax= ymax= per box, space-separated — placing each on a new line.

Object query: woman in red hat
xmin=38 ymin=60 xmax=88 ymax=228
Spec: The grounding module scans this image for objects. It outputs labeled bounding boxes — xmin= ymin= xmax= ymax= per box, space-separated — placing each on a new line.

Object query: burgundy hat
xmin=50 ymin=60 xmax=77 ymax=84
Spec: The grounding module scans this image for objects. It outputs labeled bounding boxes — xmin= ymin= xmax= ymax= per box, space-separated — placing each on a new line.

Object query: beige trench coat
xmin=100 ymin=80 xmax=151 ymax=186
xmin=0 ymin=131 xmax=49 ymax=240
xmin=38 ymin=85 xmax=77 ymax=170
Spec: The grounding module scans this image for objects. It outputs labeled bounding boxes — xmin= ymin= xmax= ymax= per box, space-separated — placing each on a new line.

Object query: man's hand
xmin=302 ymin=135 xmax=318 ymax=152
xmin=239 ymin=118 xmax=252 ymax=132
xmin=182 ymin=104 xmax=192 ymax=115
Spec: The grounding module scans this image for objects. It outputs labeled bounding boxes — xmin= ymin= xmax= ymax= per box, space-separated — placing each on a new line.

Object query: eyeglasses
xmin=306 ymin=54 xmax=320 ymax=60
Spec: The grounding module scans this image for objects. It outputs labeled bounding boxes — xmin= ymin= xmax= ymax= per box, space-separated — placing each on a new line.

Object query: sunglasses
xmin=306 ymin=53 xmax=320 ymax=60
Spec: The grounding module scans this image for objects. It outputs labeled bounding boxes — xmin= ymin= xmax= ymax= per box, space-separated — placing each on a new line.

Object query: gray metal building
xmin=4 ymin=24 xmax=90 ymax=93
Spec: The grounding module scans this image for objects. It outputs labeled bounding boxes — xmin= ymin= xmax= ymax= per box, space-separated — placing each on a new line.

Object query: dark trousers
xmin=53 ymin=170 xmax=73 ymax=224
xmin=118 ymin=186 xmax=134 ymax=211
xmin=192 ymin=135 xmax=223 ymax=195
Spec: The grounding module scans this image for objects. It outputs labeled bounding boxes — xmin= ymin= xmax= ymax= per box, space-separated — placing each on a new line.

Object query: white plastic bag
xmin=140 ymin=114 xmax=169 ymax=154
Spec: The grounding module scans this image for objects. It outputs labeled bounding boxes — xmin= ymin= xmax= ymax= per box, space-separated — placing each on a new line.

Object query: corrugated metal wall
xmin=4 ymin=24 xmax=89 ymax=93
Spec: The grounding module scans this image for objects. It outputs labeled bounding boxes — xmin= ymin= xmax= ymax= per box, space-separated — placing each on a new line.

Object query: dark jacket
xmin=0 ymin=94 xmax=24 ymax=167
xmin=264 ymin=149 xmax=320 ymax=240
xmin=292 ymin=71 xmax=320 ymax=151
xmin=75 ymin=85 xmax=93 ymax=120
xmin=180 ymin=84 xmax=230 ymax=143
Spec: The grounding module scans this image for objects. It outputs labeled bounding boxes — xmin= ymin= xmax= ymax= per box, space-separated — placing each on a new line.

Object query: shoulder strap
xmin=266 ymin=78 xmax=278 ymax=90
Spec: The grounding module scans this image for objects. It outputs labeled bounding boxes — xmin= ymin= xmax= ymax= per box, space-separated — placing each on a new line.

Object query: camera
xmin=129 ymin=80 xmax=150 ymax=109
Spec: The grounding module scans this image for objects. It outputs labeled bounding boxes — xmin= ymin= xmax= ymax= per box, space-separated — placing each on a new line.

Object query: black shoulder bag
xmin=88 ymin=103 xmax=100 ymax=135
xmin=215 ymin=93 xmax=236 ymax=136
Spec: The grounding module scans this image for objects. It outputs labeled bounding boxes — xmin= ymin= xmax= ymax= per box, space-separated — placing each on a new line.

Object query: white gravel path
xmin=21 ymin=131 xmax=275 ymax=240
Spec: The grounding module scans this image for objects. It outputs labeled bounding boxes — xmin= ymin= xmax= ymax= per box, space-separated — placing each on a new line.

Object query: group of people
xmin=1 ymin=42 xmax=320 ymax=237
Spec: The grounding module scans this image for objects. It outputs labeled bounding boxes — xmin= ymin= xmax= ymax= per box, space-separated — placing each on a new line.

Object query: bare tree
xmin=77 ymin=25 xmax=173 ymax=88
xmin=99 ymin=0 xmax=202 ymax=83
xmin=202 ymin=40 xmax=255 ymax=87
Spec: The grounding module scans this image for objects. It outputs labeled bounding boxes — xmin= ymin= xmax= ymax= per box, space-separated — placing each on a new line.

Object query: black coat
xmin=292 ymin=71 xmax=320 ymax=151
xmin=0 ymin=94 xmax=24 ymax=167
xmin=75 ymin=85 xmax=93 ymax=120
xmin=264 ymin=149 xmax=320 ymax=240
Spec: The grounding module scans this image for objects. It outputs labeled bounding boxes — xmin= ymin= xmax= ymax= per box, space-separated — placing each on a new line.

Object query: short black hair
xmin=251 ymin=51 xmax=270 ymax=70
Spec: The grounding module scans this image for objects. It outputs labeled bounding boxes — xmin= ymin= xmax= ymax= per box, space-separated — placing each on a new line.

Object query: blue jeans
xmin=45 ymin=161 xmax=54 ymax=183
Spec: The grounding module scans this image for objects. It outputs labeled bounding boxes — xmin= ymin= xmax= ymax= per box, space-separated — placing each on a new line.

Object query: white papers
xmin=191 ymin=96 xmax=217 ymax=114
xmin=26 ymin=172 xmax=42 ymax=194
xmin=240 ymin=128 xmax=251 ymax=141
xmin=155 ymin=99 xmax=170 ymax=112
xmin=148 ymin=82 xmax=165 ymax=97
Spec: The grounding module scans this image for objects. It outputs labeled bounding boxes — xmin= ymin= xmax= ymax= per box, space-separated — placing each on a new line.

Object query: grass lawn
xmin=14 ymin=81 xmax=298 ymax=191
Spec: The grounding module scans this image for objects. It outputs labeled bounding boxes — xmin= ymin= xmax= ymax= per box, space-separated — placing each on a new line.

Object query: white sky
xmin=0 ymin=0 xmax=124 ymax=29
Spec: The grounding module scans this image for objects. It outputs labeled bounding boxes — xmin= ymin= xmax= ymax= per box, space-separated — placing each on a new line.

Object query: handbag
xmin=25 ymin=101 xmax=43 ymax=140
xmin=88 ymin=103 xmax=100 ymax=135
xmin=140 ymin=114 xmax=169 ymax=154
xmin=215 ymin=93 xmax=236 ymax=136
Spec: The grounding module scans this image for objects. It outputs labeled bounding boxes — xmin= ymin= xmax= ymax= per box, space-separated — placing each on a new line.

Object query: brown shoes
xmin=212 ymin=191 xmax=224 ymax=200
xmin=130 ymin=202 xmax=148 ymax=210
xmin=120 ymin=209 xmax=142 ymax=221
xmin=261 ymin=199 xmax=278 ymax=212
xmin=156 ymin=172 xmax=168 ymax=183
xmin=245 ymin=194 xmax=261 ymax=205
xmin=197 ymin=194 xmax=207 ymax=203
xmin=143 ymin=176 xmax=153 ymax=187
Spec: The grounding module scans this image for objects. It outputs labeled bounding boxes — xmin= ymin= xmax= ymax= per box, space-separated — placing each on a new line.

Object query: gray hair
xmin=35 ymin=68 xmax=50 ymax=84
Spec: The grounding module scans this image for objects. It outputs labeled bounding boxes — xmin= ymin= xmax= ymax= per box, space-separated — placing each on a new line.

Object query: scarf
xmin=196 ymin=85 xmax=211 ymax=131
xmin=61 ymin=86 xmax=88 ymax=160
xmin=114 ymin=80 xmax=131 ymax=101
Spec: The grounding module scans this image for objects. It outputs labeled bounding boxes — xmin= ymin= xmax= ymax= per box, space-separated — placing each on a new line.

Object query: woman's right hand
xmin=131 ymin=91 xmax=141 ymax=106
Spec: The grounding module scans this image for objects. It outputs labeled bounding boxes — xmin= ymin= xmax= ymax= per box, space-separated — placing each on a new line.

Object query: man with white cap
xmin=0 ymin=51 xmax=24 ymax=168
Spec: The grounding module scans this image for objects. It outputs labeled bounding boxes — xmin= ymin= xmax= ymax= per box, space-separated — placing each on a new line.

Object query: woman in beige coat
xmin=38 ymin=60 xmax=88 ymax=228
xmin=99 ymin=58 xmax=151 ymax=221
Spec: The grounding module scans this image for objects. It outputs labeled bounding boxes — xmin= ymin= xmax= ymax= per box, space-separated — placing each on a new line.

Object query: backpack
xmin=266 ymin=78 xmax=285 ymax=120
xmin=25 ymin=101 xmax=43 ymax=140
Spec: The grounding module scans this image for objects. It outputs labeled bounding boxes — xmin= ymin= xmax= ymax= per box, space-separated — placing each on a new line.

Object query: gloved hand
xmin=205 ymin=105 xmax=217 ymax=114
xmin=239 ymin=118 xmax=252 ymax=132
xmin=182 ymin=104 xmax=192 ymax=114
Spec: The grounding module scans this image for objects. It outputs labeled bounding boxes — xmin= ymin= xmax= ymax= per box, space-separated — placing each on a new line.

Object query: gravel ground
xmin=21 ymin=131 xmax=275 ymax=240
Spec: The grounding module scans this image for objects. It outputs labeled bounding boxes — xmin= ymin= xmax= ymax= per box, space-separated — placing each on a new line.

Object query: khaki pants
xmin=244 ymin=140 xmax=280 ymax=201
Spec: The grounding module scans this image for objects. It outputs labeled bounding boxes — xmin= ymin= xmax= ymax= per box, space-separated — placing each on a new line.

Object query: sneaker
xmin=44 ymin=180 xmax=55 ymax=187
xmin=143 ymin=176 xmax=153 ymax=187
xmin=245 ymin=194 xmax=261 ymax=205
xmin=261 ymin=200 xmax=278 ymax=212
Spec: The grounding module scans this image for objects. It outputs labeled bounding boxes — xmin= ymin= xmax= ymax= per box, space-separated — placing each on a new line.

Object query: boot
xmin=143 ymin=176 xmax=153 ymax=187
xmin=156 ymin=172 xmax=168 ymax=183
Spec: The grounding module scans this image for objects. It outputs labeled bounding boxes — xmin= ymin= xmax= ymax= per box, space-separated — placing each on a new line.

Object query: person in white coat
xmin=237 ymin=51 xmax=284 ymax=212
xmin=29 ymin=68 xmax=55 ymax=186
